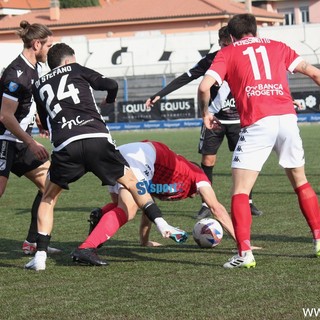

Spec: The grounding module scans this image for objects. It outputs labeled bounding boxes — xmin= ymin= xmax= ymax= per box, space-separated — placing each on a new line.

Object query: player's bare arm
xmin=198 ymin=75 xmax=221 ymax=130
xmin=139 ymin=212 xmax=162 ymax=247
xmin=295 ymin=60 xmax=320 ymax=86
xmin=198 ymin=185 xmax=236 ymax=241
xmin=0 ymin=97 xmax=49 ymax=161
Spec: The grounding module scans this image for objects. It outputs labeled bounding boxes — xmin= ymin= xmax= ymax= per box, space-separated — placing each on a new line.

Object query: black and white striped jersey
xmin=150 ymin=51 xmax=239 ymax=122
xmin=33 ymin=63 xmax=118 ymax=151
xmin=0 ymin=54 xmax=40 ymax=141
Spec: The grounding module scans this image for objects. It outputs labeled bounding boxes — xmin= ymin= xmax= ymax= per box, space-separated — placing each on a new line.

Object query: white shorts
xmin=231 ymin=114 xmax=305 ymax=171
xmin=108 ymin=142 xmax=156 ymax=194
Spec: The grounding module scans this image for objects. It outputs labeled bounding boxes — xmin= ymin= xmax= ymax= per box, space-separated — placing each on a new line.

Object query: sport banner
xmin=292 ymin=91 xmax=320 ymax=113
xmin=117 ymin=98 xmax=196 ymax=122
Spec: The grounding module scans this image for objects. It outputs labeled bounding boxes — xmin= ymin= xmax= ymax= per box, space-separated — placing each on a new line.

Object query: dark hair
xmin=47 ymin=43 xmax=75 ymax=69
xmin=227 ymin=14 xmax=257 ymax=40
xmin=16 ymin=20 xmax=52 ymax=48
xmin=218 ymin=26 xmax=229 ymax=40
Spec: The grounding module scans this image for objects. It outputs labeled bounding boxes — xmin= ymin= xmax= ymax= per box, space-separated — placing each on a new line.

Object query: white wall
xmin=1 ymin=23 xmax=319 ymax=78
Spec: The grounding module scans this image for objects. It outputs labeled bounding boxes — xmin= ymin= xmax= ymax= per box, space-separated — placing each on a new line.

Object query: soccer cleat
xmin=223 ymin=251 xmax=256 ymax=269
xmin=196 ymin=205 xmax=212 ymax=220
xmin=24 ymin=251 xmax=47 ymax=271
xmin=314 ymin=239 xmax=320 ymax=257
xmin=88 ymin=208 xmax=103 ymax=235
xmin=71 ymin=248 xmax=109 ymax=266
xmin=168 ymin=227 xmax=188 ymax=243
xmin=22 ymin=240 xmax=62 ymax=255
xmin=250 ymin=203 xmax=263 ymax=216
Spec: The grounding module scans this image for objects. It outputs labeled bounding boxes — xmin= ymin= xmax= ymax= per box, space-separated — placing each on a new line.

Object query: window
xmin=300 ymin=7 xmax=309 ymax=23
xmin=278 ymin=9 xmax=295 ymax=25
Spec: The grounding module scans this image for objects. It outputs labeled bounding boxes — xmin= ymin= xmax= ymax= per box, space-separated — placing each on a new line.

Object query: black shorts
xmin=0 ymin=139 xmax=46 ymax=178
xmin=49 ymin=138 xmax=129 ymax=189
xmin=198 ymin=123 xmax=241 ymax=155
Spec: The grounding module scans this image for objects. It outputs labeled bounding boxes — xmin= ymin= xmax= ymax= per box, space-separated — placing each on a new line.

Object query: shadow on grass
xmin=0 ymin=231 xmax=316 ymax=270
xmin=0 ymin=237 xmax=234 ymax=268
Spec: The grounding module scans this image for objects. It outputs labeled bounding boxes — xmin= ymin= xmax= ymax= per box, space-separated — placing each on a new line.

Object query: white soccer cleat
xmin=24 ymin=251 xmax=47 ymax=271
xmin=22 ymin=240 xmax=62 ymax=255
xmin=223 ymin=251 xmax=256 ymax=269
xmin=161 ymin=225 xmax=188 ymax=243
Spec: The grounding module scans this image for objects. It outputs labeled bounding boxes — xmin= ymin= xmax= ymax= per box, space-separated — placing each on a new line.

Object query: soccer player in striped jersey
xmin=25 ymin=43 xmax=185 ymax=271
xmin=0 ymin=21 xmax=60 ymax=255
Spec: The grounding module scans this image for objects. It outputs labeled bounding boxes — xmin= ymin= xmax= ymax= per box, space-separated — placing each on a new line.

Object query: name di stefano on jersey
xmin=34 ymin=65 xmax=72 ymax=88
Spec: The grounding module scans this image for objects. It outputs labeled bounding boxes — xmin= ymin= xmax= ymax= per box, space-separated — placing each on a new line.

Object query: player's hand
xmin=145 ymin=96 xmax=160 ymax=109
xmin=203 ymin=113 xmax=221 ymax=130
xmin=38 ymin=129 xmax=49 ymax=139
xmin=251 ymin=245 xmax=263 ymax=250
xmin=28 ymin=140 xmax=49 ymax=161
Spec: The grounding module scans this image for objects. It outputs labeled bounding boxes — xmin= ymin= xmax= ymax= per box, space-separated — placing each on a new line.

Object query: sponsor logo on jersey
xmin=8 ymin=81 xmax=19 ymax=92
xmin=137 ymin=180 xmax=183 ymax=195
xmin=233 ymin=156 xmax=240 ymax=162
xmin=61 ymin=116 xmax=93 ymax=129
xmin=16 ymin=70 xmax=23 ymax=78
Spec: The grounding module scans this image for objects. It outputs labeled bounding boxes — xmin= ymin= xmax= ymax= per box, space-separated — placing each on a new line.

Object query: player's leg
xmin=117 ymin=168 xmax=188 ymax=242
xmin=23 ymin=160 xmax=60 ymax=254
xmin=72 ymin=188 xmax=138 ymax=266
xmin=226 ymin=123 xmax=263 ymax=216
xmin=25 ymin=142 xmax=82 ymax=271
xmin=286 ymin=167 xmax=320 ymax=257
xmin=24 ymin=181 xmax=62 ymax=271
xmin=197 ymin=124 xmax=223 ymax=219
xmin=224 ymin=117 xmax=275 ymax=268
xmin=277 ymin=114 xmax=320 ymax=257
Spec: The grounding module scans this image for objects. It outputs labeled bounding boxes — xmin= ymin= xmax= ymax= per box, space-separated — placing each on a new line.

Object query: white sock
xmin=154 ymin=218 xmax=170 ymax=237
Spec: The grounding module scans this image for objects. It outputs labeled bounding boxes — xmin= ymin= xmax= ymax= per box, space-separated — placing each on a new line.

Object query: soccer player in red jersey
xmin=71 ymin=140 xmax=236 ymax=266
xmin=198 ymin=13 xmax=320 ymax=268
xmin=145 ymin=26 xmax=263 ymax=218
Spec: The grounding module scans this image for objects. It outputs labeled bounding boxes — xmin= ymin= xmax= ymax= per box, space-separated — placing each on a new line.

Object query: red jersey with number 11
xmin=206 ymin=36 xmax=304 ymax=127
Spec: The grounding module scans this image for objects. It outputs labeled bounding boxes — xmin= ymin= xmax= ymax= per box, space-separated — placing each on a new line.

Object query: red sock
xmin=79 ymin=207 xmax=128 ymax=249
xmin=231 ymin=194 xmax=252 ymax=255
xmin=101 ymin=202 xmax=117 ymax=215
xmin=295 ymin=183 xmax=320 ymax=240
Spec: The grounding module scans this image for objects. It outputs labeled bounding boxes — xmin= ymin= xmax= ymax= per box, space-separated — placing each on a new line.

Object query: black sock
xmin=201 ymin=163 xmax=213 ymax=184
xmin=36 ymin=233 xmax=51 ymax=252
xmin=26 ymin=191 xmax=42 ymax=243
xmin=249 ymin=190 xmax=253 ymax=202
xmin=143 ymin=202 xmax=162 ymax=223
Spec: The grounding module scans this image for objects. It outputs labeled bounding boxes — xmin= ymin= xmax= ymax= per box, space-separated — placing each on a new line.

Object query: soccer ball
xmin=193 ymin=218 xmax=223 ymax=248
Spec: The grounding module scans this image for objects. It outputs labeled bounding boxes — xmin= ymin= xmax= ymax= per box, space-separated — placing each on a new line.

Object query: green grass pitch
xmin=1 ymin=125 xmax=320 ymax=320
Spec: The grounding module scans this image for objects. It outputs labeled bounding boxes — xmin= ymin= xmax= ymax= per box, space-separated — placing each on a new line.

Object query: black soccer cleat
xmin=250 ymin=203 xmax=263 ymax=216
xmin=195 ymin=205 xmax=211 ymax=220
xmin=88 ymin=208 xmax=103 ymax=235
xmin=71 ymin=248 xmax=109 ymax=266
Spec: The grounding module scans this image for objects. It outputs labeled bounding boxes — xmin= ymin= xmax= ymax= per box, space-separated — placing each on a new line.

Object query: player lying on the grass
xmin=25 ymin=43 xmax=187 ymax=271
xmin=71 ymin=140 xmax=236 ymax=266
